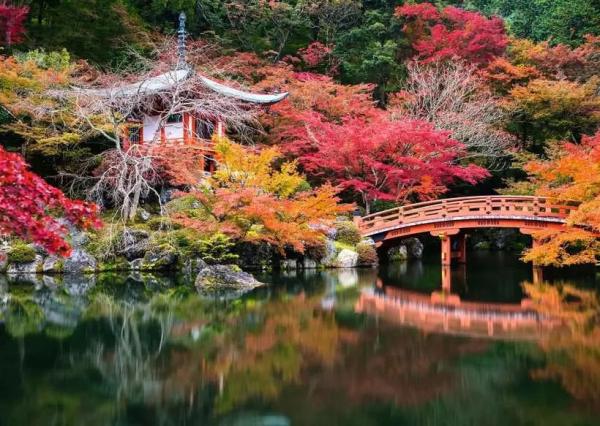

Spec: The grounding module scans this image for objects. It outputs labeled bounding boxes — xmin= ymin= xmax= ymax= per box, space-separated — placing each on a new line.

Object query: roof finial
xmin=177 ymin=11 xmax=187 ymax=70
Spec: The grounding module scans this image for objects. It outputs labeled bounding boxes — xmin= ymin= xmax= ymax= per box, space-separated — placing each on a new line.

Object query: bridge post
xmin=441 ymin=234 xmax=452 ymax=266
xmin=442 ymin=264 xmax=452 ymax=292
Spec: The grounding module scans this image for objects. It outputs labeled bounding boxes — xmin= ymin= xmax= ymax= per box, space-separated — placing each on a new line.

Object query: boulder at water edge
xmin=63 ymin=249 xmax=97 ymax=274
xmin=335 ymin=249 xmax=358 ymax=268
xmin=195 ymin=264 xmax=263 ymax=294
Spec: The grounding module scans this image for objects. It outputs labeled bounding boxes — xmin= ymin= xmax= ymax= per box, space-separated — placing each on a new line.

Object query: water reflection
xmin=0 ymin=254 xmax=598 ymax=425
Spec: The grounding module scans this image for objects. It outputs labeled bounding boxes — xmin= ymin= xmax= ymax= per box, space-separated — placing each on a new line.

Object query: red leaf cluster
xmin=0 ymin=146 xmax=101 ymax=256
xmin=396 ymin=2 xmax=508 ymax=66
xmin=285 ymin=111 xmax=489 ymax=209
xmin=0 ymin=2 xmax=28 ymax=46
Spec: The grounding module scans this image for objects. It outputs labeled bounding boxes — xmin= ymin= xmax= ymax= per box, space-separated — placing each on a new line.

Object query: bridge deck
xmin=357 ymin=196 xmax=579 ymax=239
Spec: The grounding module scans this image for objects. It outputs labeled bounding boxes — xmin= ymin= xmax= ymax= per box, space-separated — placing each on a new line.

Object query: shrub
xmin=194 ymin=233 xmax=239 ymax=265
xmin=335 ymin=221 xmax=362 ymax=246
xmin=356 ymin=242 xmax=378 ymax=266
xmin=8 ymin=242 xmax=37 ymax=263
xmin=305 ymin=239 xmax=327 ymax=261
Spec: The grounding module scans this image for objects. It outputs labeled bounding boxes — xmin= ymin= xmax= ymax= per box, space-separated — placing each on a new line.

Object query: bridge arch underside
xmin=367 ymin=216 xmax=566 ymax=245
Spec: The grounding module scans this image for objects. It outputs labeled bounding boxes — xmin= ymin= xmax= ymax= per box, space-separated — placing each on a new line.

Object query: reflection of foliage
xmin=208 ymin=293 xmax=340 ymax=414
xmin=4 ymin=294 xmax=45 ymax=337
xmin=524 ymin=281 xmax=600 ymax=411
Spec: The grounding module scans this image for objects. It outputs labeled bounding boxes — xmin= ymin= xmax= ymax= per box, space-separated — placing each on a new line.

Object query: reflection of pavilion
xmin=356 ymin=285 xmax=562 ymax=340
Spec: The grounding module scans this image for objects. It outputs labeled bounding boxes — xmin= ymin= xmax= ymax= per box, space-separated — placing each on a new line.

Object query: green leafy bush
xmin=194 ymin=233 xmax=239 ymax=265
xmin=356 ymin=242 xmax=378 ymax=266
xmin=335 ymin=221 xmax=361 ymax=246
xmin=8 ymin=242 xmax=37 ymax=263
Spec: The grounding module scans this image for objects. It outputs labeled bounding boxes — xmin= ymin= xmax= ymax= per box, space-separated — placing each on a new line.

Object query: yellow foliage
xmin=513 ymin=132 xmax=600 ymax=266
xmin=212 ymin=135 xmax=306 ymax=198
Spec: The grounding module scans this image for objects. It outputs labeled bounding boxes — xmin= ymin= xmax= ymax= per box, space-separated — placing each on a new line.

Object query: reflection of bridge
xmin=356 ymin=196 xmax=581 ymax=266
xmin=355 ymin=287 xmax=561 ymax=340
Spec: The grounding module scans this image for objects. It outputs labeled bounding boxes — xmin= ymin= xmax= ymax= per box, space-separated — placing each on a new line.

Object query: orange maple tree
xmin=517 ymin=131 xmax=600 ymax=266
xmin=169 ymin=137 xmax=351 ymax=253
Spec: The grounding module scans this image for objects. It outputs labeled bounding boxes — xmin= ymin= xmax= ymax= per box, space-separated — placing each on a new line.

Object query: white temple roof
xmin=77 ymin=69 xmax=288 ymax=105
xmin=199 ymin=75 xmax=288 ymax=104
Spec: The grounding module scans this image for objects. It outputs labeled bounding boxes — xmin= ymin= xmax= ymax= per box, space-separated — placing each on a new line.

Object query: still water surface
xmin=0 ymin=252 xmax=598 ymax=425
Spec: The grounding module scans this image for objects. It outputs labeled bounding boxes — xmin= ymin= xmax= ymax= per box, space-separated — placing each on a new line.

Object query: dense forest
xmin=1 ymin=0 xmax=600 ymax=268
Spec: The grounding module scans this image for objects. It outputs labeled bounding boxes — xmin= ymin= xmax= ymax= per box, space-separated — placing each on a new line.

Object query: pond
xmin=0 ymin=252 xmax=598 ymax=425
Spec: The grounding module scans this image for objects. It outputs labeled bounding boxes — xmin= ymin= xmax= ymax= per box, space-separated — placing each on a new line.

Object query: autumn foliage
xmin=170 ymin=138 xmax=350 ymax=253
xmin=0 ymin=146 xmax=100 ymax=256
xmin=395 ymin=3 xmax=508 ymax=66
xmin=518 ymin=132 xmax=600 ymax=266
xmin=285 ymin=111 xmax=489 ymax=212
xmin=0 ymin=2 xmax=28 ymax=46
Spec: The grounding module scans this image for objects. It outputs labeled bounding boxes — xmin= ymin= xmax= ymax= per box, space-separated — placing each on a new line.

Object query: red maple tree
xmin=0 ymin=146 xmax=101 ymax=256
xmin=0 ymin=2 xmax=28 ymax=46
xmin=285 ymin=111 xmax=489 ymax=213
xmin=396 ymin=2 xmax=508 ymax=66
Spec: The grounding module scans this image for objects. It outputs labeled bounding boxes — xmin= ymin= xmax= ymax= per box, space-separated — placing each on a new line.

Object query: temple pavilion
xmin=81 ymin=12 xmax=288 ymax=172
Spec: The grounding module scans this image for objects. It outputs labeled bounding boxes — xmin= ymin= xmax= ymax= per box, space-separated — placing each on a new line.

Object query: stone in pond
xmin=195 ymin=265 xmax=263 ymax=293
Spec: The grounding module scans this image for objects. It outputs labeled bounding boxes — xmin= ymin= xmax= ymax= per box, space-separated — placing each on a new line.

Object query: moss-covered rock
xmin=7 ymin=243 xmax=37 ymax=264
xmin=97 ymin=256 xmax=130 ymax=272
xmin=141 ymin=244 xmax=178 ymax=271
xmin=195 ymin=264 xmax=263 ymax=294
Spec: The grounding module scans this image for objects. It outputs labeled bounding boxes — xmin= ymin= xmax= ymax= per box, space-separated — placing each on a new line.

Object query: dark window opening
xmin=197 ymin=119 xmax=214 ymax=139
xmin=167 ymin=114 xmax=183 ymax=123
xmin=204 ymin=155 xmax=216 ymax=173
xmin=128 ymin=126 xmax=141 ymax=143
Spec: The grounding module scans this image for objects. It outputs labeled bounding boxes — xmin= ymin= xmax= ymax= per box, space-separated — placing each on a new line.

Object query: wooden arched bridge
xmin=355 ymin=196 xmax=580 ymax=266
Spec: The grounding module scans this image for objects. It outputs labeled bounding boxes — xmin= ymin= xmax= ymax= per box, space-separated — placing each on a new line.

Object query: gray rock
xmin=42 ymin=256 xmax=62 ymax=273
xmin=118 ymin=229 xmax=150 ymax=260
xmin=182 ymin=258 xmax=208 ymax=275
xmin=137 ymin=208 xmax=151 ymax=222
xmin=321 ymin=238 xmax=338 ymax=267
xmin=280 ymin=259 xmax=297 ymax=270
xmin=302 ymin=258 xmax=318 ymax=269
xmin=71 ymin=231 xmax=89 ymax=248
xmin=0 ymin=250 xmax=7 ymax=272
xmin=129 ymin=258 xmax=144 ymax=271
xmin=195 ymin=264 xmax=263 ymax=294
xmin=403 ymin=238 xmax=424 ymax=259
xmin=335 ymin=249 xmax=358 ymax=268
xmin=7 ymin=255 xmax=43 ymax=275
xmin=141 ymin=245 xmax=178 ymax=271
xmin=388 ymin=245 xmax=408 ymax=261
xmin=63 ymin=249 xmax=96 ymax=274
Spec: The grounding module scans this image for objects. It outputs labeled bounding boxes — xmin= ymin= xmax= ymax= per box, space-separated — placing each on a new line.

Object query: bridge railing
xmin=357 ymin=196 xmax=579 ymax=234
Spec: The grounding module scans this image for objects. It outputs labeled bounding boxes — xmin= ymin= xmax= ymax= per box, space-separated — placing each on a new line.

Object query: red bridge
xmin=356 ymin=196 xmax=580 ymax=267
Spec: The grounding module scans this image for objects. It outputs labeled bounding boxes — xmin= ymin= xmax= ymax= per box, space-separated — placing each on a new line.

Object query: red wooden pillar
xmin=441 ymin=264 xmax=452 ymax=292
xmin=183 ymin=112 xmax=189 ymax=144
xmin=441 ymin=234 xmax=452 ymax=266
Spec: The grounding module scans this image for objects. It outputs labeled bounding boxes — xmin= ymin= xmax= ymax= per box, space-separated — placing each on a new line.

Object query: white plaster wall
xmin=143 ymin=115 xmax=161 ymax=143
xmin=164 ymin=122 xmax=184 ymax=141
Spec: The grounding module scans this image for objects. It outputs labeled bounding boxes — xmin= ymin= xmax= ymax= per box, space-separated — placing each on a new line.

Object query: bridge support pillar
xmin=440 ymin=235 xmax=452 ymax=266
xmin=442 ymin=264 xmax=452 ymax=292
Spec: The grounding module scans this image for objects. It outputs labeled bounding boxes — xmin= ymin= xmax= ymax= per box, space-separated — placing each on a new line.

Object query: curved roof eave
xmin=74 ymin=69 xmax=289 ymax=105
xmin=198 ymin=75 xmax=289 ymax=105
